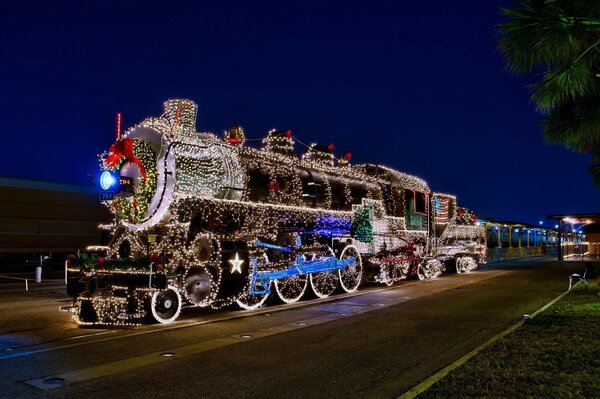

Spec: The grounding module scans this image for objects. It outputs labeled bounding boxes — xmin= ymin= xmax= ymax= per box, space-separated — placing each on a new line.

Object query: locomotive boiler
xmin=64 ymin=99 xmax=485 ymax=326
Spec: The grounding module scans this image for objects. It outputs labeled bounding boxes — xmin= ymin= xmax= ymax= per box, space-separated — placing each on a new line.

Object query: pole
xmin=36 ymin=255 xmax=42 ymax=283
xmin=557 ymin=222 xmax=563 ymax=261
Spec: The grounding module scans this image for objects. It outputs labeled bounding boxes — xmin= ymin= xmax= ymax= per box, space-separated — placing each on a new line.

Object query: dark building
xmin=0 ymin=177 xmax=110 ymax=254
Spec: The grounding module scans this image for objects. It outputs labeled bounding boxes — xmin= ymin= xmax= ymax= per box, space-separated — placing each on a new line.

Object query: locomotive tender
xmin=64 ymin=99 xmax=485 ymax=326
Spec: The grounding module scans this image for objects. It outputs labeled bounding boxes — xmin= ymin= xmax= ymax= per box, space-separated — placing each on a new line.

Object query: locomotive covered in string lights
xmin=64 ymin=99 xmax=485 ymax=326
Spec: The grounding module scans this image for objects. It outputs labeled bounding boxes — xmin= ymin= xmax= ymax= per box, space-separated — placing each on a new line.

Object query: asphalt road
xmin=0 ymin=257 xmax=583 ymax=399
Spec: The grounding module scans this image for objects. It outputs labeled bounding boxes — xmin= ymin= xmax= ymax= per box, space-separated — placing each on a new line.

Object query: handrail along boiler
xmin=64 ymin=99 xmax=486 ymax=325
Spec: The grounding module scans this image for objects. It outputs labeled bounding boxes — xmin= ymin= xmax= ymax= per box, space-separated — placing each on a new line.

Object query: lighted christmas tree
xmin=351 ymin=204 xmax=373 ymax=243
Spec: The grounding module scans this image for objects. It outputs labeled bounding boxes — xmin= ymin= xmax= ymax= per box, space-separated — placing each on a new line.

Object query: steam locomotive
xmin=64 ymin=99 xmax=485 ymax=326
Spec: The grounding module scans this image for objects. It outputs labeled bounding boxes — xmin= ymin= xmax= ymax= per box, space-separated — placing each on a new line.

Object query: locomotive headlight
xmin=100 ymin=171 xmax=117 ymax=190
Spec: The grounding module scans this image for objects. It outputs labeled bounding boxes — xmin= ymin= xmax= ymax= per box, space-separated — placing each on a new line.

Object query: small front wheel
xmin=148 ymin=286 xmax=182 ymax=324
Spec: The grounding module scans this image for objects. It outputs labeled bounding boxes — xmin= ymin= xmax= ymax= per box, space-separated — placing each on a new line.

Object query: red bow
xmin=105 ymin=139 xmax=147 ymax=181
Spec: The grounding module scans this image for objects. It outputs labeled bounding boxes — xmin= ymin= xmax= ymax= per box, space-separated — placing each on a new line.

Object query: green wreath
xmin=107 ymin=139 xmax=158 ymax=223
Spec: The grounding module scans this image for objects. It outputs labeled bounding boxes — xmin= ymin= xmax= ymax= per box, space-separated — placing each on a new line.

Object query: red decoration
xmin=285 ymin=130 xmax=292 ymax=138
xmin=267 ymin=181 xmax=280 ymax=192
xmin=98 ymin=257 xmax=106 ymax=271
xmin=105 ymin=138 xmax=148 ymax=181
xmin=227 ymin=138 xmax=241 ymax=143
xmin=328 ymin=143 xmax=335 ymax=152
xmin=345 ymin=152 xmax=352 ymax=160
xmin=116 ymin=113 xmax=122 ymax=140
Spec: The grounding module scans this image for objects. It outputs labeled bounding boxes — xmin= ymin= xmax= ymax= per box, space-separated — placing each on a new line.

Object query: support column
xmin=497 ymin=227 xmax=501 ymax=248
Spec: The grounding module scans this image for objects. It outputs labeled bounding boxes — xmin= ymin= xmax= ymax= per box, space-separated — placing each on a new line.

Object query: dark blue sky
xmin=1 ymin=1 xmax=597 ymax=224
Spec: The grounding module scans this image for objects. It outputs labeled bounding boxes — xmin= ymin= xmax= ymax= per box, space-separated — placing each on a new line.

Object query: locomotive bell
xmin=225 ymin=125 xmax=246 ymax=146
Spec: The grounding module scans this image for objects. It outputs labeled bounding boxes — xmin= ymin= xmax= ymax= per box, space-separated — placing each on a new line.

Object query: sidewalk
xmin=0 ymin=278 xmax=66 ymax=294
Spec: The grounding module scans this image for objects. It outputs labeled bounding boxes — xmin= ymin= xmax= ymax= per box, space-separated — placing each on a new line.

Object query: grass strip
xmin=417 ymin=280 xmax=600 ymax=399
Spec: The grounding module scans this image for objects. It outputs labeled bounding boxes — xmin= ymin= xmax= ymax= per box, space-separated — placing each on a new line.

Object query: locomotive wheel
xmin=183 ymin=265 xmax=217 ymax=306
xmin=309 ymin=247 xmax=338 ymax=298
xmin=381 ymin=265 xmax=398 ymax=286
xmin=427 ymin=259 xmax=444 ymax=279
xmin=148 ymin=286 xmax=182 ymax=324
xmin=338 ymin=245 xmax=363 ymax=293
xmin=274 ymin=275 xmax=308 ymax=304
xmin=456 ymin=256 xmax=477 ymax=273
xmin=417 ymin=259 xmax=444 ymax=280
xmin=310 ymin=272 xmax=338 ymax=298
xmin=236 ymin=253 xmax=270 ymax=310
xmin=236 ymin=281 xmax=270 ymax=310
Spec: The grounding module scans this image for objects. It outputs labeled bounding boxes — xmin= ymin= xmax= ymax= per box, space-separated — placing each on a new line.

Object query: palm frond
xmin=542 ymin=98 xmax=600 ymax=151
xmin=531 ymin=60 xmax=598 ymax=110
xmin=499 ymin=1 xmax=587 ymax=72
xmin=589 ymin=163 xmax=600 ymax=187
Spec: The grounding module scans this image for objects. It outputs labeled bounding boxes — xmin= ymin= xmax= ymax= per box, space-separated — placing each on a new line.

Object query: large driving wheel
xmin=236 ymin=254 xmax=270 ymax=310
xmin=309 ymin=247 xmax=339 ymax=298
xmin=183 ymin=265 xmax=218 ymax=307
xmin=148 ymin=286 xmax=182 ymax=324
xmin=338 ymin=245 xmax=363 ymax=293
xmin=274 ymin=274 xmax=308 ymax=304
xmin=236 ymin=281 xmax=270 ymax=310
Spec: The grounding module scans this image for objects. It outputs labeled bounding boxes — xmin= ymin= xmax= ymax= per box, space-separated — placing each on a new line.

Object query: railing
xmin=486 ymin=245 xmax=558 ymax=263
xmin=562 ymin=242 xmax=591 ymax=259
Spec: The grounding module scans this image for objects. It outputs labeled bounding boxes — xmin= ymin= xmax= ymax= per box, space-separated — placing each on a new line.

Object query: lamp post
xmin=496 ymin=226 xmax=501 ymax=248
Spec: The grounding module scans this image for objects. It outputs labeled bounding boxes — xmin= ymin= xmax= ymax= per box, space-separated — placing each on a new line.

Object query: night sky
xmin=1 ymin=1 xmax=597 ymax=224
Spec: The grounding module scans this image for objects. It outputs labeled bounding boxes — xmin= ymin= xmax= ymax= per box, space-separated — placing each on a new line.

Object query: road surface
xmin=0 ymin=257 xmax=581 ymax=398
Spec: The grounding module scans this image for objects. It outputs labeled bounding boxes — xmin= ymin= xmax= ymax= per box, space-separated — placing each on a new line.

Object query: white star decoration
xmin=228 ymin=252 xmax=244 ymax=274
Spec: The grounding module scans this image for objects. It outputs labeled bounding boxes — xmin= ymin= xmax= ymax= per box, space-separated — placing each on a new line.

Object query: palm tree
xmin=498 ymin=0 xmax=600 ymax=185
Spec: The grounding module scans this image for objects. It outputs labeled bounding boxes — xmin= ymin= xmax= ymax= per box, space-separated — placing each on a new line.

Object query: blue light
xmin=303 ymin=214 xmax=352 ymax=237
xmin=100 ymin=171 xmax=116 ymax=190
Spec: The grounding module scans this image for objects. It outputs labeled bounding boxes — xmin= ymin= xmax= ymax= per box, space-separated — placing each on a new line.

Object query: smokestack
xmin=163 ymin=99 xmax=198 ymax=136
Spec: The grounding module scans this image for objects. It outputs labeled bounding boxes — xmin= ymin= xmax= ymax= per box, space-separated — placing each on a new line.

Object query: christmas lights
xmin=64 ymin=99 xmax=486 ymax=325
